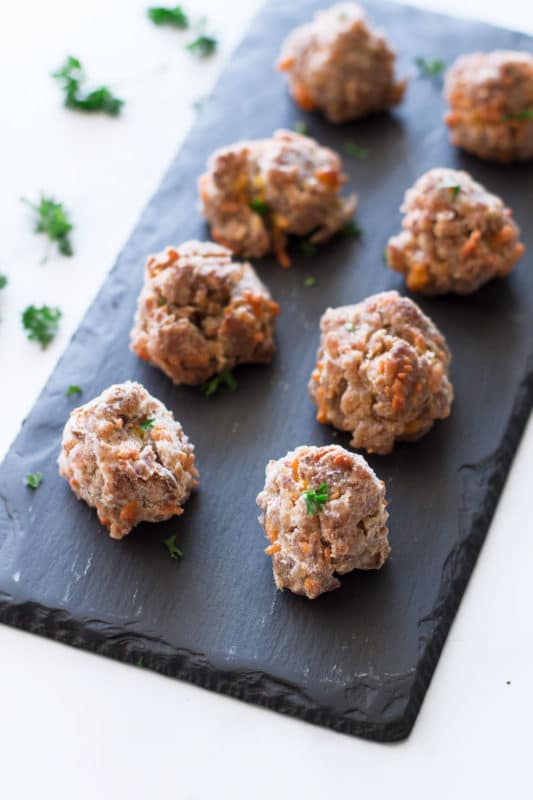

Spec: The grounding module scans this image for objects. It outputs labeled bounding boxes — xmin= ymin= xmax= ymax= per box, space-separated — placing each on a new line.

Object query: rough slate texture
xmin=1 ymin=0 xmax=532 ymax=742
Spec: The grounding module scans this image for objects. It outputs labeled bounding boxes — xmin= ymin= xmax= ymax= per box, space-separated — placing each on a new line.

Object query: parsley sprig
xmin=148 ymin=5 xmax=189 ymax=28
xmin=202 ymin=369 xmax=237 ymax=397
xmin=0 ymin=274 xmax=7 ymax=290
xmin=503 ymin=109 xmax=533 ymax=122
xmin=303 ymin=483 xmax=329 ymax=515
xmin=22 ymin=305 xmax=62 ymax=348
xmin=437 ymin=179 xmax=461 ymax=199
xmin=22 ymin=194 xmax=73 ymax=258
xmin=163 ymin=534 xmax=183 ymax=560
xmin=52 ymin=56 xmax=124 ymax=116
xmin=415 ymin=57 xmax=445 ymax=78
xmin=343 ymin=221 xmax=362 ymax=239
xmin=139 ymin=418 xmax=155 ymax=431
xmin=25 ymin=472 xmax=43 ymax=490
xmin=304 ymin=276 xmax=317 ymax=287
xmin=66 ymin=384 xmax=82 ymax=397
xmin=344 ymin=140 xmax=368 ymax=160
xmin=294 ymin=120 xmax=308 ymax=135
xmin=249 ymin=198 xmax=269 ymax=216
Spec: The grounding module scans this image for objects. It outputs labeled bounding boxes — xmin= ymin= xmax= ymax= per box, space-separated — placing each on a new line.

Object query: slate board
xmin=1 ymin=0 xmax=532 ymax=743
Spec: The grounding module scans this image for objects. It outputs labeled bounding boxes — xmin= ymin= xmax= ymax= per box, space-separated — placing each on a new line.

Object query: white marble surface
xmin=0 ymin=1 xmax=531 ymax=797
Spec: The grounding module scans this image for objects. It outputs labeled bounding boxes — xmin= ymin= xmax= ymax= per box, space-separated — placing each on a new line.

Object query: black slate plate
xmin=1 ymin=0 xmax=532 ymax=742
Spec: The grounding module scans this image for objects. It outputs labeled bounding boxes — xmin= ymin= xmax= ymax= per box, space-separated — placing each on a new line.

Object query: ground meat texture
xmin=277 ymin=3 xmax=406 ymax=123
xmin=444 ymin=50 xmax=533 ymax=163
xmin=58 ymin=381 xmax=198 ymax=540
xmin=199 ymin=129 xmax=357 ymax=267
xmin=308 ymin=291 xmax=453 ymax=455
xmin=256 ymin=445 xmax=390 ymax=599
xmin=130 ymin=241 xmax=280 ymax=385
xmin=386 ymin=168 xmax=524 ymax=295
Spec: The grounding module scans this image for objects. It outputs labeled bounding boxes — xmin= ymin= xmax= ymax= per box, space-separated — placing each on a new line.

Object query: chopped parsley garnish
xmin=139 ymin=418 xmax=155 ymax=431
xmin=0 ymin=274 xmax=7 ymax=290
xmin=303 ymin=483 xmax=329 ymax=515
xmin=22 ymin=305 xmax=62 ymax=348
xmin=415 ymin=57 xmax=445 ymax=77
xmin=52 ymin=56 xmax=124 ymax=116
xmin=186 ymin=21 xmax=217 ymax=59
xmin=22 ymin=194 xmax=73 ymax=257
xmin=299 ymin=239 xmax=317 ymax=256
xmin=66 ymin=384 xmax=82 ymax=397
xmin=294 ymin=120 xmax=308 ymax=134
xmin=438 ymin=180 xmax=461 ymax=199
xmin=344 ymin=140 xmax=368 ymax=160
xmin=202 ymin=369 xmax=238 ymax=397
xmin=163 ymin=533 xmax=183 ymax=560
xmin=25 ymin=472 xmax=43 ymax=490
xmin=137 ymin=657 xmax=145 ymax=667
xmin=503 ymin=109 xmax=533 ymax=121
xmin=304 ymin=276 xmax=317 ymax=287
xmin=382 ymin=248 xmax=389 ymax=264
xmin=249 ymin=198 xmax=269 ymax=216
xmin=147 ymin=5 xmax=189 ymax=28
xmin=343 ymin=221 xmax=362 ymax=238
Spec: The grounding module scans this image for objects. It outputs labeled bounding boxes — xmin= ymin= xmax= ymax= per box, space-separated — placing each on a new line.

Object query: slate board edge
xmin=0 ymin=0 xmax=532 ymax=744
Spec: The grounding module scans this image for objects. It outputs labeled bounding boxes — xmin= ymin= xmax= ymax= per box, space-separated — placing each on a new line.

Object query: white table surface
xmin=1 ymin=0 xmax=531 ymax=797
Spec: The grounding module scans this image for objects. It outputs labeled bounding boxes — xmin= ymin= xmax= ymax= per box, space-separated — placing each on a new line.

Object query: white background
xmin=0 ymin=1 xmax=532 ymax=797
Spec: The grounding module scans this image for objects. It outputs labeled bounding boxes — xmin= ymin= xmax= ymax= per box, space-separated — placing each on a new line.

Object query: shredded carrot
xmin=120 ymin=501 xmax=138 ymax=523
xmin=461 ymin=229 xmax=481 ymax=258
xmin=292 ymin=81 xmax=315 ymax=111
xmin=277 ymin=55 xmax=295 ymax=71
xmin=265 ymin=542 xmax=281 ymax=555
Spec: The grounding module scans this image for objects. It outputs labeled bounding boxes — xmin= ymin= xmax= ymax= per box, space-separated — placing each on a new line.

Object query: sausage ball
xmin=256 ymin=445 xmax=390 ymax=599
xmin=199 ymin=129 xmax=357 ymax=267
xmin=58 ymin=381 xmax=198 ymax=540
xmin=386 ymin=168 xmax=524 ymax=295
xmin=130 ymin=240 xmax=280 ymax=385
xmin=444 ymin=50 xmax=533 ymax=162
xmin=277 ymin=3 xmax=406 ymax=123
xmin=308 ymin=291 xmax=453 ymax=455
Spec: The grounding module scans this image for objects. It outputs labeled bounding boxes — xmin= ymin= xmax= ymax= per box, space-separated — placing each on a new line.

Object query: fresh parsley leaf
xmin=137 ymin=657 xmax=145 ymax=667
xmin=344 ymin=140 xmax=368 ymax=160
xmin=22 ymin=194 xmax=73 ymax=257
xmin=186 ymin=33 xmax=217 ymax=58
xmin=139 ymin=418 xmax=155 ymax=431
xmin=163 ymin=533 xmax=183 ymax=560
xmin=299 ymin=239 xmax=317 ymax=256
xmin=294 ymin=120 xmax=308 ymax=134
xmin=503 ymin=109 xmax=533 ymax=121
xmin=202 ymin=369 xmax=238 ymax=397
xmin=249 ymin=198 xmax=269 ymax=216
xmin=52 ymin=56 xmax=124 ymax=116
xmin=415 ymin=57 xmax=445 ymax=77
xmin=0 ymin=274 xmax=7 ymax=290
xmin=304 ymin=276 xmax=317 ymax=287
xmin=303 ymin=483 xmax=329 ymax=515
xmin=148 ymin=5 xmax=189 ymax=28
xmin=343 ymin=221 xmax=362 ymax=238
xmin=383 ymin=249 xmax=389 ymax=264
xmin=22 ymin=305 xmax=62 ymax=348
xmin=25 ymin=472 xmax=43 ymax=490
xmin=66 ymin=384 xmax=82 ymax=397
xmin=437 ymin=180 xmax=461 ymax=198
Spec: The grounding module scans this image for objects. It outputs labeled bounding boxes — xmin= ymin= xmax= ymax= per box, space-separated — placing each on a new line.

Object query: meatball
xmin=130 ymin=240 xmax=280 ymax=385
xmin=256 ymin=445 xmax=390 ymax=599
xmin=58 ymin=381 xmax=198 ymax=539
xmin=444 ymin=50 xmax=533 ymax=162
xmin=199 ymin=129 xmax=357 ymax=267
xmin=277 ymin=3 xmax=406 ymax=123
xmin=308 ymin=291 xmax=453 ymax=455
xmin=386 ymin=168 xmax=524 ymax=295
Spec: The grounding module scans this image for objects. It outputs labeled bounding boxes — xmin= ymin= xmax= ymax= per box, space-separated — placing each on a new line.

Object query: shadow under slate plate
xmin=0 ymin=0 xmax=532 ymax=742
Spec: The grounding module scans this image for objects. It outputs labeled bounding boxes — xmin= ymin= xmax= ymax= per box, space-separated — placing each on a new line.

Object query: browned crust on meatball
xmin=58 ymin=381 xmax=198 ymax=539
xmin=256 ymin=444 xmax=390 ymax=599
xmin=386 ymin=168 xmax=525 ymax=295
xmin=130 ymin=240 xmax=280 ymax=385
xmin=444 ymin=50 xmax=533 ymax=162
xmin=199 ymin=130 xmax=357 ymax=267
xmin=308 ymin=291 xmax=453 ymax=455
xmin=277 ymin=3 xmax=406 ymax=123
